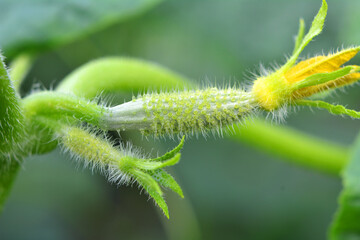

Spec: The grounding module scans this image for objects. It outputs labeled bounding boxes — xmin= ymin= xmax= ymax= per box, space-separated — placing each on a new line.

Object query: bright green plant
xmin=1 ymin=0 xmax=360 ymax=238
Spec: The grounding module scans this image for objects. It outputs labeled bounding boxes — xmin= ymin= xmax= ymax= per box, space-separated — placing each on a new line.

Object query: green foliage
xmin=0 ymin=0 xmax=163 ymax=57
xmin=329 ymin=134 xmax=360 ymax=239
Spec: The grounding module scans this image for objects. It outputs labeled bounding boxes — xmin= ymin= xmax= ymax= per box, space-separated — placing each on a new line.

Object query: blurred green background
xmin=1 ymin=0 xmax=360 ymax=239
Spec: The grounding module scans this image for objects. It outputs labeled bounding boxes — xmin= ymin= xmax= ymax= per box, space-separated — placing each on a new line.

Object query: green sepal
xmin=130 ymin=137 xmax=185 ymax=217
xmin=149 ymin=169 xmax=184 ymax=198
xmin=295 ymin=100 xmax=360 ymax=119
xmin=291 ymin=66 xmax=357 ymax=91
xmin=136 ymin=153 xmax=181 ymax=171
xmin=131 ymin=168 xmax=169 ymax=218
xmin=292 ymin=18 xmax=305 ymax=55
xmin=282 ymin=0 xmax=327 ymax=71
xmin=153 ymin=153 xmax=181 ymax=169
xmin=150 ymin=136 xmax=185 ymax=162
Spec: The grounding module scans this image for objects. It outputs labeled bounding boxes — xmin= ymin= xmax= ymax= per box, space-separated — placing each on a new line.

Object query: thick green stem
xmin=231 ymin=119 xmax=349 ymax=175
xmin=56 ymin=58 xmax=193 ymax=98
xmin=21 ymin=91 xmax=104 ymax=126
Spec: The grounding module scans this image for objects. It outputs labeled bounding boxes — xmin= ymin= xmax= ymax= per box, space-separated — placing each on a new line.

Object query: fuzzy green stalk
xmin=22 ymin=91 xmax=104 ymax=126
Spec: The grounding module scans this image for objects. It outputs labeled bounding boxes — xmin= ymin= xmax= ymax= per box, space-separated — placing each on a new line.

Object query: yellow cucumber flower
xmin=286 ymin=48 xmax=360 ymax=99
xmin=252 ymin=0 xmax=360 ymax=111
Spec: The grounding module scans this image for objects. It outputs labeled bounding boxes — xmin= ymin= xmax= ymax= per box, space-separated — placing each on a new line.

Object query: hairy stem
xmin=21 ymin=91 xmax=104 ymax=125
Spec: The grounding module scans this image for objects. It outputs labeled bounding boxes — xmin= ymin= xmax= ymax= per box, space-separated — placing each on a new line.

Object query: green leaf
xmin=0 ymin=0 xmax=164 ymax=57
xmin=329 ymin=133 xmax=360 ymax=239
